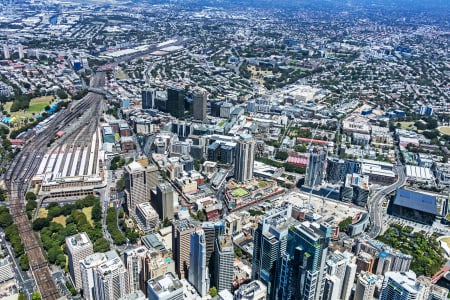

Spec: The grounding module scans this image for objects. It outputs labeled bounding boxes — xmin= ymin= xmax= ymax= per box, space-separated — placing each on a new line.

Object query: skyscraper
xmin=124 ymin=246 xmax=148 ymax=293
xmin=252 ymin=206 xmax=294 ymax=299
xmin=172 ymin=219 xmax=199 ymax=279
xmin=234 ymin=133 xmax=255 ymax=183
xmin=189 ymin=229 xmax=209 ymax=296
xmin=202 ymin=221 xmax=225 ymax=283
xmin=94 ymin=251 xmax=129 ymax=300
xmin=124 ymin=161 xmax=158 ymax=218
xmin=193 ymin=90 xmax=207 ymax=122
xmin=279 ymin=221 xmax=331 ymax=300
xmin=305 ymin=148 xmax=327 ymax=187
xmin=153 ymin=183 xmax=175 ymax=221
xmin=3 ymin=44 xmax=9 ymax=60
xmin=18 ymin=44 xmax=24 ymax=60
xmin=380 ymin=271 xmax=421 ymax=300
xmin=66 ymin=232 xmax=93 ymax=289
xmin=142 ymin=88 xmax=155 ymax=109
xmin=80 ymin=253 xmax=109 ymax=300
xmin=325 ymin=250 xmax=356 ymax=300
xmin=214 ymin=235 xmax=234 ymax=292
xmin=354 ymin=271 xmax=377 ymax=300
xmin=167 ymin=86 xmax=186 ymax=118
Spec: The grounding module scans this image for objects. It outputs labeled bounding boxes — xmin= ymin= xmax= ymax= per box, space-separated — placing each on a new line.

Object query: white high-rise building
xmin=66 ymin=232 xmax=93 ymax=289
xmin=189 ymin=229 xmax=209 ymax=297
xmin=94 ymin=251 xmax=129 ymax=300
xmin=354 ymin=271 xmax=377 ymax=300
xmin=18 ymin=44 xmax=24 ymax=60
xmin=80 ymin=253 xmax=109 ymax=300
xmin=380 ymin=271 xmax=421 ymax=300
xmin=234 ymin=133 xmax=255 ymax=182
xmin=3 ymin=44 xmax=10 ymax=59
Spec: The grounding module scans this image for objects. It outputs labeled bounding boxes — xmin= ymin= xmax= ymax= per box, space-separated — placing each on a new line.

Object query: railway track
xmin=5 ymin=72 xmax=106 ymax=300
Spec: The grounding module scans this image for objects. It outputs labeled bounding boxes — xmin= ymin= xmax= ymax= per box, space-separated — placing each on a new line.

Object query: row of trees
xmin=0 ymin=206 xmax=28 ymax=269
xmin=106 ymin=207 xmax=126 ymax=245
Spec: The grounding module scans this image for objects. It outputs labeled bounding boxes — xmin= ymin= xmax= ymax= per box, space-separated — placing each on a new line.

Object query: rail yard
xmin=4 ymin=72 xmax=106 ymax=300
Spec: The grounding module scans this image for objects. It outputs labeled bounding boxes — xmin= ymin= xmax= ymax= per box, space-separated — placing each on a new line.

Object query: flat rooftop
xmin=393 ymin=188 xmax=438 ymax=215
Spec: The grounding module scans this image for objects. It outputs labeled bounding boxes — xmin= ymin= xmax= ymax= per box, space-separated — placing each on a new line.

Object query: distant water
xmin=49 ymin=15 xmax=58 ymax=25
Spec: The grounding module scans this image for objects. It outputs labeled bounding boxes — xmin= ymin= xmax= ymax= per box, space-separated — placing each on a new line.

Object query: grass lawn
xmin=37 ymin=208 xmax=48 ymax=218
xmin=441 ymin=237 xmax=450 ymax=249
xmin=232 ymin=188 xmax=249 ymax=197
xmin=4 ymin=96 xmax=54 ymax=125
xmin=399 ymin=122 xmax=415 ymax=129
xmin=82 ymin=206 xmax=94 ymax=226
xmin=52 ymin=215 xmax=66 ymax=227
xmin=438 ymin=126 xmax=450 ymax=135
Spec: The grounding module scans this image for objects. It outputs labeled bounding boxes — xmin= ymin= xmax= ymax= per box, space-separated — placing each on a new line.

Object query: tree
xmin=197 ymin=210 xmax=206 ymax=222
xmin=275 ymin=151 xmax=289 ymax=161
xmin=56 ymin=89 xmax=68 ymax=99
xmin=91 ymin=200 xmax=102 ymax=222
xmin=19 ymin=254 xmax=29 ymax=271
xmin=116 ymin=176 xmax=125 ymax=192
xmin=32 ymin=291 xmax=41 ymax=300
xmin=94 ymin=237 xmax=111 ymax=253
xmin=338 ymin=217 xmax=352 ymax=232
xmin=0 ymin=211 xmax=13 ymax=228
xmin=209 ymin=287 xmax=218 ymax=297
xmin=26 ymin=199 xmax=37 ymax=212
xmin=32 ymin=218 xmax=50 ymax=231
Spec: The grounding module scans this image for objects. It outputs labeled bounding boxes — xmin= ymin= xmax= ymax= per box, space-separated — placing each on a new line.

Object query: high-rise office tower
xmin=252 ymin=206 xmax=294 ymax=300
xmin=354 ymin=271 xmax=377 ymax=300
xmin=3 ymin=44 xmax=9 ymax=59
xmin=279 ymin=221 xmax=331 ymax=300
xmin=214 ymin=235 xmax=234 ymax=292
xmin=153 ymin=183 xmax=175 ymax=221
xmin=81 ymin=253 xmax=109 ymax=300
xmin=323 ymin=275 xmax=341 ymax=300
xmin=193 ymin=90 xmax=207 ymax=122
xmin=124 ymin=246 xmax=147 ymax=293
xmin=325 ymin=250 xmax=356 ymax=300
xmin=189 ymin=229 xmax=209 ymax=297
xmin=124 ymin=161 xmax=158 ymax=218
xmin=380 ymin=271 xmax=423 ymax=300
xmin=66 ymin=232 xmax=93 ymax=289
xmin=142 ymin=88 xmax=155 ymax=109
xmin=202 ymin=221 xmax=224 ymax=283
xmin=305 ymin=148 xmax=327 ymax=187
xmin=18 ymin=44 xmax=24 ymax=60
xmin=167 ymin=86 xmax=185 ymax=118
xmin=94 ymin=251 xmax=129 ymax=300
xmin=172 ymin=219 xmax=199 ymax=279
xmin=147 ymin=272 xmax=183 ymax=300
xmin=234 ymin=133 xmax=255 ymax=183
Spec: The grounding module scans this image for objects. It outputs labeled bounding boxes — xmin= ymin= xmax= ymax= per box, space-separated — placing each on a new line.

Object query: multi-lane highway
xmin=367 ymin=163 xmax=406 ymax=238
xmin=4 ymin=72 xmax=106 ymax=300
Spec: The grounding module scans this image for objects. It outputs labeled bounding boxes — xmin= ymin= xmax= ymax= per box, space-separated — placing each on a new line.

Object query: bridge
xmin=88 ymin=87 xmax=108 ymax=96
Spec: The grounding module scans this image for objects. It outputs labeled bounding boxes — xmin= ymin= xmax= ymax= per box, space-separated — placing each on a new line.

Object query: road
xmin=367 ymin=163 xmax=406 ymax=238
